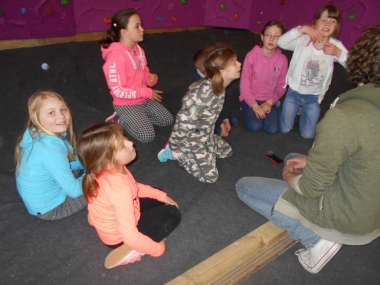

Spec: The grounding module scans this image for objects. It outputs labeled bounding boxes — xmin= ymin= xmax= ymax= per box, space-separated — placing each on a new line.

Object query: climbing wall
xmin=0 ymin=0 xmax=76 ymax=39
xmin=0 ymin=0 xmax=378 ymax=49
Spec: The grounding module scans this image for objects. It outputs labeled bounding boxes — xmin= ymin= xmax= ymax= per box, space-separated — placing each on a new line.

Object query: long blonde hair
xmin=76 ymin=123 xmax=125 ymax=202
xmin=15 ymin=91 xmax=76 ymax=170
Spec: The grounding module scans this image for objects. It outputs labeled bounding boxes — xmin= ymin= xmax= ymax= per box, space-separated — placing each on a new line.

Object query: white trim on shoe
xmin=104 ymin=244 xmax=143 ymax=269
xmin=295 ymin=239 xmax=342 ymax=274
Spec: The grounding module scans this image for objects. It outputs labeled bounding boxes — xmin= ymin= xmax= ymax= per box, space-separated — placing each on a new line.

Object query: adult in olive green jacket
xmin=236 ymin=24 xmax=380 ymax=274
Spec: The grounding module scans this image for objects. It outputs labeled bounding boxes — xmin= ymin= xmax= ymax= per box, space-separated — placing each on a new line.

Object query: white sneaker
xmin=295 ymin=239 xmax=342 ymax=274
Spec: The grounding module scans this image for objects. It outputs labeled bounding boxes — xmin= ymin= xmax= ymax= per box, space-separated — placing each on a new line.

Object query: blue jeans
xmin=279 ymin=89 xmax=321 ymax=139
xmin=236 ymin=176 xmax=320 ymax=248
xmin=241 ymin=100 xmax=280 ymax=134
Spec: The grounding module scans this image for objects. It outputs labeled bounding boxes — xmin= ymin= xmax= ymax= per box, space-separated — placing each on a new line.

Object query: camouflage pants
xmin=177 ymin=134 xmax=232 ymax=183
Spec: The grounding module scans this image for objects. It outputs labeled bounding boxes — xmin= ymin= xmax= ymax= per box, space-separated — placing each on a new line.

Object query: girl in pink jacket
xmin=100 ymin=9 xmax=173 ymax=143
xmin=239 ymin=20 xmax=288 ymax=134
xmin=77 ymin=123 xmax=181 ymax=269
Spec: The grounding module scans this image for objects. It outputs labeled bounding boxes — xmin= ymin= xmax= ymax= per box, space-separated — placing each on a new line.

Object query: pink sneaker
xmin=104 ymin=244 xmax=144 ymax=269
xmin=105 ymin=112 xmax=120 ymax=124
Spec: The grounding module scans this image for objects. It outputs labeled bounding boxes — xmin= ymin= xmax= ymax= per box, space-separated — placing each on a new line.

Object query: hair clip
xmin=85 ymin=169 xmax=92 ymax=175
xmin=113 ymin=23 xmax=117 ymax=27
xmin=214 ymin=66 xmax=220 ymax=70
xmin=217 ymin=51 xmax=223 ymax=55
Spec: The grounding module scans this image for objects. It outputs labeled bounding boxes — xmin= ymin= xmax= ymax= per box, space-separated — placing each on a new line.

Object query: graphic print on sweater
xmin=300 ymin=55 xmax=326 ymax=88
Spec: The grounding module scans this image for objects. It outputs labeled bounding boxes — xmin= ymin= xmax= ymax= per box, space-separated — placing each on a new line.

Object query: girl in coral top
xmin=77 ymin=123 xmax=181 ymax=269
xmin=100 ymin=8 xmax=173 ymax=143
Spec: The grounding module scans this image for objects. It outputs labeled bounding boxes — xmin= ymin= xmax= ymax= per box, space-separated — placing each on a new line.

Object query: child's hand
xmin=323 ymin=42 xmax=342 ymax=57
xmin=253 ymin=104 xmax=266 ymax=119
xmin=152 ymin=90 xmax=163 ymax=102
xmin=299 ymin=25 xmax=324 ymax=43
xmin=260 ymin=102 xmax=272 ymax=114
xmin=223 ymin=119 xmax=231 ymax=132
xmin=148 ymin=74 xmax=158 ymax=85
xmin=220 ymin=122 xmax=229 ymax=137
xmin=163 ymin=195 xmax=179 ymax=209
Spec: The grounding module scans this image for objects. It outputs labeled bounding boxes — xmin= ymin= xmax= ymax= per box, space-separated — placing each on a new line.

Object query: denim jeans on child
xmin=241 ymin=100 xmax=280 ymax=134
xmin=279 ymin=88 xmax=321 ymax=139
xmin=236 ymin=176 xmax=320 ymax=248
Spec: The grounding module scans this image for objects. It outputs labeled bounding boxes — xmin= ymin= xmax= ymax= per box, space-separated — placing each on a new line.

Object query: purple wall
xmin=0 ymin=0 xmax=378 ymax=49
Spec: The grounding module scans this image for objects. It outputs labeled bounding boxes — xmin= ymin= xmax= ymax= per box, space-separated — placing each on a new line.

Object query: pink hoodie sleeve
xmin=272 ymin=54 xmax=288 ymax=103
xmin=110 ymin=174 xmax=165 ymax=257
xmin=239 ymin=51 xmax=258 ymax=108
xmin=103 ymin=53 xmax=153 ymax=100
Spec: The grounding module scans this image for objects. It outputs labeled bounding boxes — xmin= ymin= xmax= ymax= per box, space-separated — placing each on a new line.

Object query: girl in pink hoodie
xmin=100 ymin=9 xmax=173 ymax=143
xmin=239 ymin=20 xmax=288 ymax=134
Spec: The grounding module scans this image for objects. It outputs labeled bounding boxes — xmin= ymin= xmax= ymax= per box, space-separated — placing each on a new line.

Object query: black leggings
xmin=107 ymin=198 xmax=181 ymax=248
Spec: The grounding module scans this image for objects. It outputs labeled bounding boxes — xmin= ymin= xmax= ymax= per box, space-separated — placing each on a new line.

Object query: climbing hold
xmin=180 ymin=0 xmax=187 ymax=3
xmin=171 ymin=16 xmax=178 ymax=22
xmin=234 ymin=14 xmax=239 ymax=20
xmin=61 ymin=0 xmax=68 ymax=5
xmin=103 ymin=18 xmax=111 ymax=24
xmin=256 ymin=20 xmax=261 ymax=25
xmin=348 ymin=14 xmax=355 ymax=20
xmin=220 ymin=4 xmax=225 ymax=10
xmin=156 ymin=16 xmax=163 ymax=21
xmin=21 ymin=8 xmax=27 ymax=15
xmin=280 ymin=0 xmax=286 ymax=4
xmin=44 ymin=7 xmax=54 ymax=16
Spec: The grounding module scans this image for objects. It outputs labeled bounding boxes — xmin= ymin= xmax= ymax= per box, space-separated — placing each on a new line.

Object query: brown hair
xmin=99 ymin=8 xmax=139 ymax=48
xmin=203 ymin=46 xmax=238 ymax=95
xmin=312 ymin=4 xmax=341 ymax=38
xmin=15 ymin=91 xmax=76 ymax=171
xmin=76 ymin=123 xmax=125 ymax=202
xmin=347 ymin=25 xmax=380 ymax=86
xmin=261 ymin=20 xmax=287 ymax=35
xmin=193 ymin=43 xmax=230 ymax=73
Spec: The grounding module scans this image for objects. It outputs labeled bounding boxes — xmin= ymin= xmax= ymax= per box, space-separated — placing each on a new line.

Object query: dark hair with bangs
xmin=99 ymin=8 xmax=139 ymax=48
xmin=312 ymin=4 xmax=341 ymax=38
xmin=347 ymin=25 xmax=380 ymax=86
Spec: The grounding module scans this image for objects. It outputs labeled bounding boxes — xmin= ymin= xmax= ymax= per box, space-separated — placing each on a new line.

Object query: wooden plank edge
xmin=166 ymin=222 xmax=296 ymax=285
xmin=215 ymin=233 xmax=296 ymax=285
xmin=0 ymin=26 xmax=207 ymax=51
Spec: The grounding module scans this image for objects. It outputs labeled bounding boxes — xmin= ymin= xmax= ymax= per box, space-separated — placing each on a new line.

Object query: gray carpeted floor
xmin=0 ymin=28 xmax=378 ymax=285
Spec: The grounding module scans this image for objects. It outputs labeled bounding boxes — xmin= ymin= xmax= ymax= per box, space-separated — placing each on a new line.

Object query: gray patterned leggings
xmin=37 ymin=195 xmax=87 ymax=220
xmin=114 ymin=99 xmax=173 ymax=143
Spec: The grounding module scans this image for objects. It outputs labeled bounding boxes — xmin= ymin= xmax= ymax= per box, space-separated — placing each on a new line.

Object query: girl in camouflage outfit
xmin=158 ymin=46 xmax=241 ymax=183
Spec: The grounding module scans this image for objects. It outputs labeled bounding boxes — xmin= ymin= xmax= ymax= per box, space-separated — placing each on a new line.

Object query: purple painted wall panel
xmin=0 ymin=0 xmax=76 ymax=40
xmin=73 ymin=0 xmax=205 ymax=33
xmin=0 ymin=0 xmax=378 ymax=50
xmin=204 ymin=0 xmax=252 ymax=29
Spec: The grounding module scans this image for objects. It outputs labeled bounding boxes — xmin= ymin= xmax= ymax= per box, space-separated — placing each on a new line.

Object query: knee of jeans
xmin=300 ymin=128 xmax=315 ymax=139
xmin=263 ymin=125 xmax=278 ymax=135
xmin=245 ymin=121 xmax=261 ymax=133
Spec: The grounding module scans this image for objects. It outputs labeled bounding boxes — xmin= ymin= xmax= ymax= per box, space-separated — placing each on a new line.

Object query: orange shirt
xmin=88 ymin=167 xmax=167 ymax=257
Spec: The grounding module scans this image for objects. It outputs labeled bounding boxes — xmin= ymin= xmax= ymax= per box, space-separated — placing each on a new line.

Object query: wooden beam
xmin=166 ymin=222 xmax=296 ymax=285
xmin=0 ymin=27 xmax=207 ymax=51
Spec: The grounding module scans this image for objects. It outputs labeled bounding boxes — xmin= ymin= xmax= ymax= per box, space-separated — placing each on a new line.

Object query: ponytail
xmin=204 ymin=47 xmax=237 ymax=96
